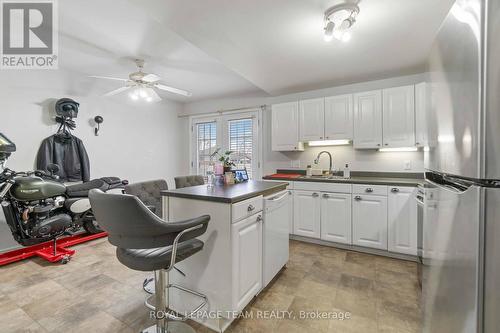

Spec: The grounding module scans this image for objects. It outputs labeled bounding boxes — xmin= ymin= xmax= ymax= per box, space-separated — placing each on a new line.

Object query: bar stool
xmin=89 ymin=189 xmax=210 ymax=333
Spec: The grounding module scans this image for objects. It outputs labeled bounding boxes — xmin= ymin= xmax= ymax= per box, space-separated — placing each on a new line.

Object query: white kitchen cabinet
xmin=382 ymin=85 xmax=416 ymax=148
xmin=231 ymin=213 xmax=262 ymax=312
xmin=299 ymin=98 xmax=325 ymax=141
xmin=293 ymin=190 xmax=321 ymax=238
xmin=271 ymin=102 xmax=304 ymax=151
xmin=353 ymin=90 xmax=383 ymax=149
xmin=320 ymin=192 xmax=352 ymax=244
xmin=324 ymin=94 xmax=353 ymax=140
xmin=415 ymin=82 xmax=429 ymax=147
xmin=352 ymin=194 xmax=388 ymax=250
xmin=388 ymin=186 xmax=417 ymax=255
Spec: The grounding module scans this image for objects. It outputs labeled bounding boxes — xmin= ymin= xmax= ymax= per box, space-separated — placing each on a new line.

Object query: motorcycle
xmin=0 ymin=133 xmax=127 ymax=247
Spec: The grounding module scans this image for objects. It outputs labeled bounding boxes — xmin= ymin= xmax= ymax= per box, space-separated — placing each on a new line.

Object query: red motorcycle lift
xmin=0 ymin=232 xmax=107 ymax=266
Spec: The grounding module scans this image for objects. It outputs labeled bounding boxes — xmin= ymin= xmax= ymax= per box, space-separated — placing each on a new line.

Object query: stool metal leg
xmin=142 ymin=270 xmax=197 ymax=333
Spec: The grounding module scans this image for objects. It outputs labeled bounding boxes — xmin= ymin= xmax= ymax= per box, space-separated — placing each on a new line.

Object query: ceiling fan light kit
xmin=323 ymin=3 xmax=360 ymax=42
xmin=89 ymin=59 xmax=192 ymax=102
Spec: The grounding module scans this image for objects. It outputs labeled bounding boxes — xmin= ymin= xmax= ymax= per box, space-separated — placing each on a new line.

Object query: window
xmin=191 ymin=110 xmax=261 ymax=180
xmin=195 ymin=122 xmax=217 ymax=180
xmin=228 ymin=118 xmax=254 ymax=178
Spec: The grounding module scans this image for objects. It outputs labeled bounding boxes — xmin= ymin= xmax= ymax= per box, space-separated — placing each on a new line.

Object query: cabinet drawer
xmin=353 ymin=184 xmax=387 ymax=196
xmin=294 ymin=181 xmax=351 ymax=193
xmin=387 ymin=185 xmax=415 ymax=194
xmin=232 ymin=196 xmax=263 ymax=223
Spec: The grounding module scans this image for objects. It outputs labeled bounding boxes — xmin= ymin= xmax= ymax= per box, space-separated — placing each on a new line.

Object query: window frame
xmin=189 ymin=109 xmax=262 ymax=180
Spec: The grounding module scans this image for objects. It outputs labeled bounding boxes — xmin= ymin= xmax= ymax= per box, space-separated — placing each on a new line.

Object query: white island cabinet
xmin=162 ymin=181 xmax=289 ymax=332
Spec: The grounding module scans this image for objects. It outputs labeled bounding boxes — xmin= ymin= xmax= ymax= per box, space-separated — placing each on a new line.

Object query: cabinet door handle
xmin=354 ymin=195 xmax=362 ymax=201
xmin=415 ymin=142 xmax=420 ymax=146
xmin=247 ymin=204 xmax=255 ymax=212
xmin=312 ymin=192 xmax=319 ymax=197
xmin=391 ymin=188 xmax=400 ymax=193
xmin=257 ymin=215 xmax=263 ymax=223
xmin=377 ymin=143 xmax=381 ymax=146
xmin=322 ymin=193 xmax=329 ymax=198
xmin=384 ymin=143 xmax=389 ymax=146
xmin=365 ymin=188 xmax=374 ymax=193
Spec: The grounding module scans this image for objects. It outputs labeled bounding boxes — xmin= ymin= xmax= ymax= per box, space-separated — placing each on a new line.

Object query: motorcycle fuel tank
xmin=10 ymin=176 xmax=66 ymax=201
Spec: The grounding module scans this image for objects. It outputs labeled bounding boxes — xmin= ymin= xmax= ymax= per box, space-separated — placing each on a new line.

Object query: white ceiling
xmin=56 ymin=0 xmax=453 ymax=102
xmin=142 ymin=0 xmax=454 ymax=96
xmin=58 ymin=0 xmax=262 ymax=102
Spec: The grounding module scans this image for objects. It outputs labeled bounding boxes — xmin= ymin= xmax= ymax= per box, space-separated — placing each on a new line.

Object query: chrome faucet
xmin=314 ymin=151 xmax=333 ymax=175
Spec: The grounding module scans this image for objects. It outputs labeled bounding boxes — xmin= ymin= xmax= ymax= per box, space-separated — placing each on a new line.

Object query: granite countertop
xmin=263 ymin=171 xmax=425 ymax=187
xmin=161 ymin=180 xmax=288 ymax=203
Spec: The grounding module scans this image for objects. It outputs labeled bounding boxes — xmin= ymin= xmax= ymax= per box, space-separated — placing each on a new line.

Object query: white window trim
xmin=189 ymin=108 xmax=263 ymax=180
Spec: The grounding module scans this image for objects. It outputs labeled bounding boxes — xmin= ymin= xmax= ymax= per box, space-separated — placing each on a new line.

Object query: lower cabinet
xmin=388 ymin=187 xmax=417 ymax=255
xmin=320 ymin=192 xmax=352 ymax=244
xmin=231 ymin=213 xmax=262 ymax=312
xmin=293 ymin=190 xmax=321 ymax=238
xmin=352 ymin=194 xmax=388 ymax=250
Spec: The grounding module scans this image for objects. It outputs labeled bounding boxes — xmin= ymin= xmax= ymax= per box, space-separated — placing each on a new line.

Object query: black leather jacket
xmin=36 ymin=134 xmax=90 ymax=182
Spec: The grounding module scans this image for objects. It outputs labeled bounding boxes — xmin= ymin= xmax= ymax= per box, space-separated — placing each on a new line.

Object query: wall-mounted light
xmin=323 ymin=3 xmax=359 ymax=43
xmin=308 ymin=139 xmax=351 ymax=147
xmin=378 ymin=147 xmax=418 ymax=152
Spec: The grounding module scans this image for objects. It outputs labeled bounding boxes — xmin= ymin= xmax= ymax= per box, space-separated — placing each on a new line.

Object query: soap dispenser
xmin=343 ymin=163 xmax=350 ymax=179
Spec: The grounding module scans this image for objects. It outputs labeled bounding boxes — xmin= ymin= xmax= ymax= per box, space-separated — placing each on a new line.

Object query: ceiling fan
xmin=89 ymin=59 xmax=192 ymax=102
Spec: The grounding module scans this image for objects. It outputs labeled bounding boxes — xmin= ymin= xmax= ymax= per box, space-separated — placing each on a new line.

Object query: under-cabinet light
xmin=378 ymin=147 xmax=419 ymax=152
xmin=308 ymin=140 xmax=351 ymax=146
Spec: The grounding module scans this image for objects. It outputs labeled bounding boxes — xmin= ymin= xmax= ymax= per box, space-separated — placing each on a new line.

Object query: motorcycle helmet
xmin=55 ymin=98 xmax=79 ymax=118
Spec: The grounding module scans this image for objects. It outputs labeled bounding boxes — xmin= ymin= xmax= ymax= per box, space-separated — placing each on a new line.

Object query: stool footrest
xmin=144 ymin=283 xmax=208 ymax=321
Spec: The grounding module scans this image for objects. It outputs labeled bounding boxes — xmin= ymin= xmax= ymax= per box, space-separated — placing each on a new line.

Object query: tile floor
xmin=0 ymin=239 xmax=421 ymax=332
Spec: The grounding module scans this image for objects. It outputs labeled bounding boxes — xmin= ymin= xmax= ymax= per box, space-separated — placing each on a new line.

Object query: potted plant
xmin=210 ymin=148 xmax=235 ymax=173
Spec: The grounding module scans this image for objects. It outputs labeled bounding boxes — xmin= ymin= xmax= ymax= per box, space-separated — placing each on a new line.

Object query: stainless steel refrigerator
xmin=422 ymin=0 xmax=500 ymax=332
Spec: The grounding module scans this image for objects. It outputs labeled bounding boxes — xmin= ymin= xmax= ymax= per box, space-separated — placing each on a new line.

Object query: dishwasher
xmin=262 ymin=189 xmax=291 ymax=288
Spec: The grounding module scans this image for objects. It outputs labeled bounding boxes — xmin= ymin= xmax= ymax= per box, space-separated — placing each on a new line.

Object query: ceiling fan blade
xmin=155 ymin=84 xmax=192 ymax=97
xmin=149 ymin=88 xmax=162 ymax=102
xmin=89 ymin=75 xmax=129 ymax=82
xmin=103 ymin=86 xmax=131 ymax=97
xmin=142 ymin=74 xmax=161 ymax=83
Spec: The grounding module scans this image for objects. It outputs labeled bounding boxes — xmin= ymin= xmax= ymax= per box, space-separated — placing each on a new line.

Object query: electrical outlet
xmin=404 ymin=160 xmax=412 ymax=170
xmin=291 ymin=160 xmax=301 ymax=168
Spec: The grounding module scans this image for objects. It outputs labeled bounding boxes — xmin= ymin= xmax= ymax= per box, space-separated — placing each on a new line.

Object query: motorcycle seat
xmin=66 ymin=179 xmax=108 ymax=197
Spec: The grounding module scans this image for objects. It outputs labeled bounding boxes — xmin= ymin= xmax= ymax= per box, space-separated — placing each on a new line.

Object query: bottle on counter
xmin=306 ymin=165 xmax=312 ymax=177
xmin=343 ymin=163 xmax=350 ymax=179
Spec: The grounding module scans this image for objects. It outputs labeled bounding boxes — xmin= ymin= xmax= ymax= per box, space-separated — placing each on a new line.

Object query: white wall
xmin=0 ymin=69 xmax=187 ymax=188
xmin=182 ymin=73 xmax=426 ymax=175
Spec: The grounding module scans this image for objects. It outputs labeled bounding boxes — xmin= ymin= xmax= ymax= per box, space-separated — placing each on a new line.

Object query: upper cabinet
xmin=272 ymin=102 xmax=304 ymax=151
xmin=382 ymin=85 xmax=415 ymax=148
xmin=353 ymin=90 xmax=383 ymax=149
xmin=325 ymin=94 xmax=353 ymax=140
xmin=299 ymin=98 xmax=325 ymax=141
xmin=415 ymin=82 xmax=429 ymax=147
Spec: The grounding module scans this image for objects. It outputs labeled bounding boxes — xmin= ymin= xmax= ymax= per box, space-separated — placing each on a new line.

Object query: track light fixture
xmin=323 ymin=3 xmax=360 ymax=42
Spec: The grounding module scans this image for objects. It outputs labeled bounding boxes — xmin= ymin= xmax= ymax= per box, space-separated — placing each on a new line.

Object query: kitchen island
xmin=161 ymin=180 xmax=289 ymax=332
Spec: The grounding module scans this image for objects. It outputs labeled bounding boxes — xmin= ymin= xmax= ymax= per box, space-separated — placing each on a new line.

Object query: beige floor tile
xmin=338 ymin=273 xmax=374 ymax=297
xmin=342 ymin=261 xmax=377 ymax=280
xmin=328 ymin=312 xmax=377 ymax=333
xmin=295 ymin=277 xmax=337 ymax=300
xmin=345 ymin=251 xmax=378 ymax=268
xmin=375 ymin=256 xmax=418 ymax=275
xmin=333 ymin=289 xmax=377 ymax=319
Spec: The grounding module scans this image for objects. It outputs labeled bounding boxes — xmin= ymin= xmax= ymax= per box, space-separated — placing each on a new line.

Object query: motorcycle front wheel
xmin=81 ymin=211 xmax=103 ymax=234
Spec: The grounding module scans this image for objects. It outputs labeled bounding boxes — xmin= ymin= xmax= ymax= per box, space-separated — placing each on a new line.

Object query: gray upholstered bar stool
xmin=174 ymin=175 xmax=204 ymax=189
xmin=89 ymin=189 xmax=210 ymax=333
xmin=124 ymin=179 xmax=170 ymax=293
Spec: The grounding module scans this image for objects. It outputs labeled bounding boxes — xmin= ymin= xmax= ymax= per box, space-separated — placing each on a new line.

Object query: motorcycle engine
xmin=20 ymin=197 xmax=72 ymax=238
